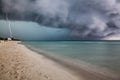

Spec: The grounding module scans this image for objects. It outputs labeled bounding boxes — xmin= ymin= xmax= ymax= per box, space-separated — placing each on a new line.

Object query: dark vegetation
xmin=0 ymin=37 xmax=5 ymax=40
xmin=0 ymin=37 xmax=20 ymax=41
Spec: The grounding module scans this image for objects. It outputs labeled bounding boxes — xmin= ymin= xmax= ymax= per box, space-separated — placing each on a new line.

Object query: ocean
xmin=23 ymin=41 xmax=120 ymax=75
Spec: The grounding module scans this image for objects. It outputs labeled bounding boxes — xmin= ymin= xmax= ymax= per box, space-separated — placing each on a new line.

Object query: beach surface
xmin=0 ymin=41 xmax=81 ymax=80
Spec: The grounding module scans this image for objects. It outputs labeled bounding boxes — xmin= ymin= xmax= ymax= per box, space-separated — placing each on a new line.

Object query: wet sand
xmin=27 ymin=44 xmax=120 ymax=80
xmin=0 ymin=41 xmax=120 ymax=80
xmin=0 ymin=41 xmax=81 ymax=80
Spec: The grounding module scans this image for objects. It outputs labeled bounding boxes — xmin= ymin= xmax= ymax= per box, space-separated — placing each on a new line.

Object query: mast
xmin=6 ymin=13 xmax=13 ymax=38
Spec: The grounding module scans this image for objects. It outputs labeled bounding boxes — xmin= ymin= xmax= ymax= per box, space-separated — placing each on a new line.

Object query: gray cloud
xmin=1 ymin=0 xmax=120 ymax=39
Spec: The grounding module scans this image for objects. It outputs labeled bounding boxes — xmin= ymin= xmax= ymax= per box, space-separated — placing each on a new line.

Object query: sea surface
xmin=23 ymin=41 xmax=120 ymax=75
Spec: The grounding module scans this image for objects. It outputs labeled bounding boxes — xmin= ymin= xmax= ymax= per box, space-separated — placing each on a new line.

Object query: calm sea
xmin=23 ymin=41 xmax=120 ymax=75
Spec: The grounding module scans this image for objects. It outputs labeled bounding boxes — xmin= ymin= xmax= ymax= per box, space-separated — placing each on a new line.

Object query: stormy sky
xmin=1 ymin=0 xmax=120 ymax=40
xmin=0 ymin=20 xmax=72 ymax=40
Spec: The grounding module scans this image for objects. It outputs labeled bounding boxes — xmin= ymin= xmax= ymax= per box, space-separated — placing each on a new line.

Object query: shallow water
xmin=23 ymin=41 xmax=120 ymax=74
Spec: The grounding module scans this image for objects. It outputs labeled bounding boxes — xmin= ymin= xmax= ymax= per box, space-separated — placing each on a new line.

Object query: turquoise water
xmin=23 ymin=41 xmax=120 ymax=74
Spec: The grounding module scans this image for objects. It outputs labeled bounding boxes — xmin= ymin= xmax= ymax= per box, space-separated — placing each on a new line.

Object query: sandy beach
xmin=0 ymin=41 xmax=81 ymax=80
xmin=0 ymin=41 xmax=120 ymax=80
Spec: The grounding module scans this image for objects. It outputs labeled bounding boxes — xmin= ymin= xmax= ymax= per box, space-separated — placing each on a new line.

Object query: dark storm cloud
xmin=1 ymin=0 xmax=120 ymax=39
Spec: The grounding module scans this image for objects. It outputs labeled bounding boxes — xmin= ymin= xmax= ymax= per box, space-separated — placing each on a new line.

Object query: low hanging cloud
xmin=1 ymin=0 xmax=120 ymax=39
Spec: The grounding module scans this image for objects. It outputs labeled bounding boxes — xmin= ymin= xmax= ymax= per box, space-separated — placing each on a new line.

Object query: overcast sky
xmin=1 ymin=0 xmax=120 ymax=40
xmin=0 ymin=20 xmax=72 ymax=40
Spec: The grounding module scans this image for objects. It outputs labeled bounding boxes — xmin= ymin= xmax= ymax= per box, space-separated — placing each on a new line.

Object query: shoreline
xmin=0 ymin=41 xmax=80 ymax=80
xmin=24 ymin=42 xmax=120 ymax=80
xmin=0 ymin=41 xmax=120 ymax=80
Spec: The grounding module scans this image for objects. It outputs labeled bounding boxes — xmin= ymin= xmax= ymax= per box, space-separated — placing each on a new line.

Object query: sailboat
xmin=6 ymin=13 xmax=13 ymax=41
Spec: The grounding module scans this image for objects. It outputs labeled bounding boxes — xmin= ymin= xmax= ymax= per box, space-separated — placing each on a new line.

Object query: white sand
xmin=0 ymin=41 xmax=82 ymax=80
